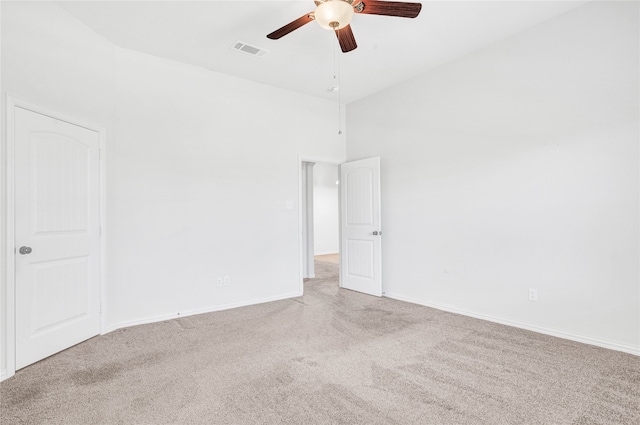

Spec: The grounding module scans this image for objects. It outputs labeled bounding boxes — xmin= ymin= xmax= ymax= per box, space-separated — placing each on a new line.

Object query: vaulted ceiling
xmin=56 ymin=1 xmax=589 ymax=103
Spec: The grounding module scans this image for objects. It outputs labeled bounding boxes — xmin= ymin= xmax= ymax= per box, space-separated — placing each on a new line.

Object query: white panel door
xmin=14 ymin=107 xmax=101 ymax=369
xmin=340 ymin=157 xmax=382 ymax=296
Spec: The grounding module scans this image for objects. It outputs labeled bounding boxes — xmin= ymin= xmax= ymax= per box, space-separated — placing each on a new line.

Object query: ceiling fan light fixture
xmin=315 ymin=0 xmax=355 ymax=30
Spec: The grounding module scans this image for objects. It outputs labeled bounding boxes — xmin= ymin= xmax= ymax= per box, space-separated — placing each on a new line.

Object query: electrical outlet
xmin=223 ymin=276 xmax=230 ymax=286
xmin=528 ymin=288 xmax=538 ymax=302
xmin=217 ymin=277 xmax=223 ymax=287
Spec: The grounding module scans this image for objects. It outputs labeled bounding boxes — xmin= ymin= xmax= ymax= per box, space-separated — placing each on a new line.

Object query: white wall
xmin=112 ymin=48 xmax=345 ymax=325
xmin=313 ymin=162 xmax=339 ymax=255
xmin=0 ymin=0 xmax=116 ymax=379
xmin=1 ymin=0 xmax=346 ymax=378
xmin=347 ymin=1 xmax=639 ymax=353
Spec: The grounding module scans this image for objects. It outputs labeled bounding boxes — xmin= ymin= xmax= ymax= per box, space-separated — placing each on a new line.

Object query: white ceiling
xmin=56 ymin=0 xmax=590 ymax=104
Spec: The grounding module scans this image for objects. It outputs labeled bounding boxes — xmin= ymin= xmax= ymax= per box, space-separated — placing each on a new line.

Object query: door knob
xmin=19 ymin=246 xmax=32 ymax=255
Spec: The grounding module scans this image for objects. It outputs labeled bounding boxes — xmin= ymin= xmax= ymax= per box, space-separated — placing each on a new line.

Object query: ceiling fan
xmin=266 ymin=0 xmax=422 ymax=53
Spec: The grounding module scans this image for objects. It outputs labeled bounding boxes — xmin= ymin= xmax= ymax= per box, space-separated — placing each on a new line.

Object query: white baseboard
xmin=384 ymin=292 xmax=640 ymax=356
xmin=0 ymin=369 xmax=10 ymax=382
xmin=102 ymin=291 xmax=303 ymax=335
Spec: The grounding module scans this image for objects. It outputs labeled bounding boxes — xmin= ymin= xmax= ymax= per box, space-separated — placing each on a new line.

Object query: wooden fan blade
xmin=335 ymin=24 xmax=357 ymax=53
xmin=267 ymin=12 xmax=314 ymax=39
xmin=356 ymin=1 xmax=422 ymax=18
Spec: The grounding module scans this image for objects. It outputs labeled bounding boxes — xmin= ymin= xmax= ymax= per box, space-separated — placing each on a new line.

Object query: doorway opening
xmin=300 ymin=160 xmax=340 ymax=285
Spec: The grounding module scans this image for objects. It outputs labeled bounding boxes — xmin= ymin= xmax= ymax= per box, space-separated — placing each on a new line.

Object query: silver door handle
xmin=373 ymin=231 xmax=382 ymax=236
xmin=19 ymin=246 xmax=32 ymax=255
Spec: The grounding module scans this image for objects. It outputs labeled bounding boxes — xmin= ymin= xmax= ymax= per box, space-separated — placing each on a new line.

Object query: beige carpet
xmin=315 ymin=253 xmax=339 ymax=264
xmin=2 ymin=261 xmax=639 ymax=424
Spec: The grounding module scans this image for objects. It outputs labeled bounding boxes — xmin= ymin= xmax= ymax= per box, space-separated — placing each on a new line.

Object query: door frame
xmin=2 ymin=95 xmax=107 ymax=380
xmin=301 ymin=161 xmax=315 ymax=279
xmin=297 ymin=155 xmax=343 ymax=294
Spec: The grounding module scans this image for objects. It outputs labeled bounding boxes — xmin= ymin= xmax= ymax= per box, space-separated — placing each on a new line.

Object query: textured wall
xmin=313 ymin=162 xmax=340 ymax=255
xmin=347 ymin=1 xmax=639 ymax=352
xmin=1 ymin=0 xmax=346 ymax=378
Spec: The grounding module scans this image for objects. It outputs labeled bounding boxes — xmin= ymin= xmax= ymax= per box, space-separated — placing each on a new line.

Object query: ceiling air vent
xmin=231 ymin=41 xmax=269 ymax=58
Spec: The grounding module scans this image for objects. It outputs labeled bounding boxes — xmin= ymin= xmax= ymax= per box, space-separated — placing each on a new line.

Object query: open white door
xmin=340 ymin=157 xmax=382 ymax=296
xmin=14 ymin=106 xmax=101 ymax=369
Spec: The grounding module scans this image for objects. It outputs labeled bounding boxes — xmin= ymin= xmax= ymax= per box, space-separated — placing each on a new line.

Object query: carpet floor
xmin=314 ymin=254 xmax=339 ymax=264
xmin=1 ymin=261 xmax=639 ymax=424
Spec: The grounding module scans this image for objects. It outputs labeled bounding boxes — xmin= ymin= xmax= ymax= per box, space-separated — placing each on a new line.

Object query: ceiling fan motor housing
xmin=315 ymin=0 xmax=355 ymax=31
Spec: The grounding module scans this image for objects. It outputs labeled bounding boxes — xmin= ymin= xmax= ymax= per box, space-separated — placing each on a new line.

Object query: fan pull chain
xmin=335 ymin=43 xmax=343 ymax=135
